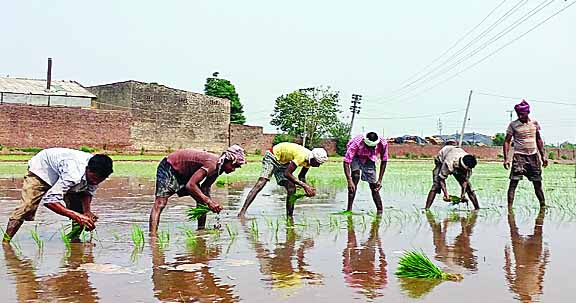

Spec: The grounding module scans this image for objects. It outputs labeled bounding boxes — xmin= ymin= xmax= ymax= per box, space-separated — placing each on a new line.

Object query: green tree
xmin=271 ymin=87 xmax=341 ymax=149
xmin=204 ymin=75 xmax=246 ymax=124
xmin=492 ymin=133 xmax=506 ymax=146
xmin=329 ymin=120 xmax=351 ymax=156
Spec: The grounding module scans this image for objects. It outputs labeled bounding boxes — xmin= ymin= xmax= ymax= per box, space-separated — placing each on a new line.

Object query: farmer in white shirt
xmin=3 ymin=148 xmax=113 ymax=242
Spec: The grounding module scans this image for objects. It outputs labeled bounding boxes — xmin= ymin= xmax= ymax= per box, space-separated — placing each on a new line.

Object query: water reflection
xmin=150 ymin=237 xmax=238 ymax=302
xmin=426 ymin=211 xmax=478 ymax=271
xmin=342 ymin=216 xmax=387 ymax=300
xmin=504 ymin=209 xmax=549 ymax=303
xmin=2 ymin=243 xmax=99 ymax=302
xmin=243 ymin=219 xmax=323 ymax=291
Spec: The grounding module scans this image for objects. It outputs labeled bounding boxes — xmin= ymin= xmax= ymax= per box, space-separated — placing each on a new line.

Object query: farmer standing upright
xmin=503 ymin=100 xmax=548 ymax=209
xmin=343 ymin=132 xmax=388 ymax=214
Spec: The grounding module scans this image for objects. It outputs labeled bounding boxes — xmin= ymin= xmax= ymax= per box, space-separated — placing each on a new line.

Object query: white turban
xmin=308 ymin=148 xmax=328 ymax=164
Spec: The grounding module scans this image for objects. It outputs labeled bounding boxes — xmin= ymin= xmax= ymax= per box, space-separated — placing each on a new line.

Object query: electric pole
xmin=349 ymin=94 xmax=362 ymax=137
xmin=437 ymin=117 xmax=443 ymax=136
xmin=506 ymin=110 xmax=514 ymax=122
xmin=459 ymin=90 xmax=473 ymax=147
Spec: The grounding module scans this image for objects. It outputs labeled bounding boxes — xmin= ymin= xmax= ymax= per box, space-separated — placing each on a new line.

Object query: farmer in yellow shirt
xmin=237 ymin=142 xmax=328 ymax=217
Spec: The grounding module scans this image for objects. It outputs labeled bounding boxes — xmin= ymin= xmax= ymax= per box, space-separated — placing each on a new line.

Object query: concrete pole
xmin=459 ymin=90 xmax=473 ymax=147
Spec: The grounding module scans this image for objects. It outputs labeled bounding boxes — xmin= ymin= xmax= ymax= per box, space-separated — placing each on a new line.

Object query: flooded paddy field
xmin=0 ymin=161 xmax=574 ymax=302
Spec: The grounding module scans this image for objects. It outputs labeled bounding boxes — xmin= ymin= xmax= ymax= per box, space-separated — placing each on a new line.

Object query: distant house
xmin=0 ymin=77 xmax=96 ymax=108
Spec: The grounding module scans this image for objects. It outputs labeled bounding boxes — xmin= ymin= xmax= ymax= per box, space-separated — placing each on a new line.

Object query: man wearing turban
xmin=503 ymin=100 xmax=548 ymax=209
xmin=343 ymin=132 xmax=389 ymax=214
xmin=237 ymin=142 xmax=328 ymax=218
xmin=149 ymin=145 xmax=246 ymax=233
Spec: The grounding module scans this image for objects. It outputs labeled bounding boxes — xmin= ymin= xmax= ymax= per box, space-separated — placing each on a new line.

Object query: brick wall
xmin=229 ymin=124 xmax=274 ymax=154
xmin=0 ymin=103 xmax=131 ymax=149
xmin=88 ymin=81 xmax=230 ymax=152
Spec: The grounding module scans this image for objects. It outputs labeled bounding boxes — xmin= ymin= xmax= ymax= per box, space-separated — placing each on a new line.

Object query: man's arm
xmin=374 ymin=161 xmax=387 ymax=191
xmin=439 ymin=178 xmax=449 ymax=200
xmin=42 ymin=176 xmax=95 ymax=229
xmin=536 ymin=130 xmax=548 ymax=167
xmin=200 ymin=173 xmax=219 ymax=198
xmin=186 ymin=169 xmax=222 ymax=213
xmin=503 ymin=133 xmax=513 ymax=169
xmin=285 ymin=162 xmax=315 ymax=196
xmin=81 ymin=194 xmax=98 ymax=221
xmin=44 ymin=202 xmax=95 ymax=230
xmin=298 ymin=167 xmax=309 ymax=183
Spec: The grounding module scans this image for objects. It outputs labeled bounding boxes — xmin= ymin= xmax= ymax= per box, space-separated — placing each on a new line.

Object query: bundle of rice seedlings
xmin=186 ymin=204 xmax=212 ymax=221
xmin=288 ymin=188 xmax=307 ymax=205
xmin=395 ymin=250 xmax=462 ymax=281
xmin=66 ymin=224 xmax=85 ymax=241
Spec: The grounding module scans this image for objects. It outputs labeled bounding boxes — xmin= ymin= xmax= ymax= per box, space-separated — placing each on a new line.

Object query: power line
xmin=357 ymin=109 xmax=464 ymax=120
xmin=476 ymin=91 xmax=576 ymax=106
xmin=367 ymin=1 xmax=576 ymax=108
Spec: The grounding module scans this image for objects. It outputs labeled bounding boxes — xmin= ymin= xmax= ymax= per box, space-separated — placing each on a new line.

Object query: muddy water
xmin=0 ymin=177 xmax=575 ymax=302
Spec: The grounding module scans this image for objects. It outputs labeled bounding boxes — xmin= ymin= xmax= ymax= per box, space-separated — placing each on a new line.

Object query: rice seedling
xmin=131 ymin=224 xmax=145 ymax=249
xmin=60 ymin=226 xmax=72 ymax=252
xmin=186 ymin=204 xmax=211 ymax=221
xmin=181 ymin=227 xmax=197 ymax=250
xmin=30 ymin=224 xmax=44 ymax=251
xmin=250 ymin=220 xmax=259 ymax=239
xmin=157 ymin=230 xmax=170 ymax=250
xmin=396 ymin=250 xmax=462 ymax=281
xmin=11 ymin=239 xmax=23 ymax=256
xmin=225 ymin=224 xmax=238 ymax=240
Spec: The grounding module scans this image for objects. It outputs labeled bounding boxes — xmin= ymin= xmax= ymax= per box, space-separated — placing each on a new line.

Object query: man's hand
xmin=442 ymin=194 xmax=451 ymax=202
xmin=542 ymin=159 xmax=549 ymax=168
xmin=347 ymin=180 xmax=356 ymax=193
xmin=503 ymin=160 xmax=511 ymax=170
xmin=207 ymin=201 xmax=223 ymax=214
xmin=73 ymin=213 xmax=96 ymax=231
xmin=373 ymin=181 xmax=382 ymax=192
xmin=84 ymin=211 xmax=99 ymax=222
xmin=303 ymin=184 xmax=316 ymax=197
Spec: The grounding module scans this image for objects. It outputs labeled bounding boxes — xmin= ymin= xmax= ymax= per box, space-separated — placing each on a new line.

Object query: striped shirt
xmin=506 ymin=119 xmax=541 ymax=155
xmin=344 ymin=134 xmax=389 ymax=164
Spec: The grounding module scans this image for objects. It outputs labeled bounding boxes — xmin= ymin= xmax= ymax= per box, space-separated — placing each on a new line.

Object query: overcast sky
xmin=2 ymin=0 xmax=575 ymax=144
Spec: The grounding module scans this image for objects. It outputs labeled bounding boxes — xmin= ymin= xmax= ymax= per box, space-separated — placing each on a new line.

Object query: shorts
xmin=350 ymin=157 xmax=377 ymax=184
xmin=510 ymin=153 xmax=542 ymax=182
xmin=431 ymin=160 xmax=468 ymax=194
xmin=10 ymin=172 xmax=85 ymax=221
xmin=260 ymin=151 xmax=290 ymax=185
xmin=154 ymin=158 xmax=189 ymax=197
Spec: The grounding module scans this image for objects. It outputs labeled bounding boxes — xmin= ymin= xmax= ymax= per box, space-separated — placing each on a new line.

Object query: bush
xmin=497 ymin=154 xmax=504 ymax=159
xmin=254 ymin=148 xmax=262 ymax=155
xmin=79 ymin=146 xmax=94 ymax=153
xmin=561 ymin=155 xmax=569 ymax=160
xmin=548 ymin=152 xmax=556 ymax=160
xmin=140 ymin=147 xmax=146 ymax=155
xmin=273 ymin=133 xmax=295 ymax=145
xmin=0 ymin=144 xmax=3 ymax=151
xmin=19 ymin=147 xmax=43 ymax=154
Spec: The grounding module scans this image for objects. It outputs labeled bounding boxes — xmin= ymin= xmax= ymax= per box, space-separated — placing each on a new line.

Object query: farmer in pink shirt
xmin=343 ymin=132 xmax=388 ymax=214
xmin=503 ymin=100 xmax=548 ymax=209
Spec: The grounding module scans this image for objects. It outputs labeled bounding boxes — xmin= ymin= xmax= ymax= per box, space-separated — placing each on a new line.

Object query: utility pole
xmin=437 ymin=117 xmax=443 ymax=136
xmin=349 ymin=94 xmax=362 ymax=137
xmin=506 ymin=110 xmax=514 ymax=122
xmin=459 ymin=90 xmax=473 ymax=147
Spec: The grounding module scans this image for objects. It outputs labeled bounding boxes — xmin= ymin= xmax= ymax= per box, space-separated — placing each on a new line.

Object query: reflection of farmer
xmin=150 ymin=237 xmax=238 ymax=302
xmin=149 ymin=145 xmax=246 ymax=233
xmin=3 ymin=148 xmax=113 ymax=242
xmin=504 ymin=100 xmax=548 ymax=209
xmin=244 ymin=219 xmax=323 ymax=289
xmin=2 ymin=243 xmax=98 ymax=302
xmin=425 ymin=211 xmax=478 ymax=271
xmin=342 ymin=216 xmax=387 ymax=299
xmin=344 ymin=132 xmax=388 ymax=213
xmin=505 ymin=210 xmax=548 ymax=303
xmin=425 ymin=145 xmax=479 ymax=209
xmin=237 ymin=143 xmax=328 ymax=218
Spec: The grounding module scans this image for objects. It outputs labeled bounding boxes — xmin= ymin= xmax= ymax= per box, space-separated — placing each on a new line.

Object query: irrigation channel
xmin=0 ymin=162 xmax=574 ymax=302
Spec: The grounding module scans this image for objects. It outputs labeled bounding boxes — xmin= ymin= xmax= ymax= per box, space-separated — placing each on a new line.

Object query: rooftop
xmin=0 ymin=77 xmax=96 ymax=98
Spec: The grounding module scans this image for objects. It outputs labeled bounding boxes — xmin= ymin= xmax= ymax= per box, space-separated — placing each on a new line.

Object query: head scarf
xmin=514 ymin=99 xmax=530 ymax=114
xmin=363 ymin=132 xmax=379 ymax=147
xmin=308 ymin=148 xmax=328 ymax=164
xmin=221 ymin=145 xmax=246 ymax=165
